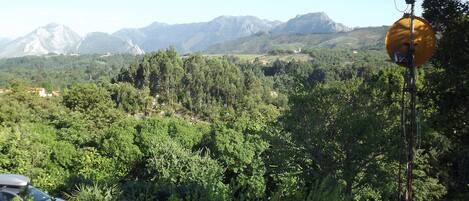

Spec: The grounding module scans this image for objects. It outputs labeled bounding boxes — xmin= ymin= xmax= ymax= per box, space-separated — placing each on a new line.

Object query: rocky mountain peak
xmin=274 ymin=12 xmax=351 ymax=34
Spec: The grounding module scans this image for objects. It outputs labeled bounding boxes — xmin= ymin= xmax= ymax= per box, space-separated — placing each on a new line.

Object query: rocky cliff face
xmin=273 ymin=12 xmax=351 ymax=34
xmin=0 ymin=23 xmax=81 ymax=58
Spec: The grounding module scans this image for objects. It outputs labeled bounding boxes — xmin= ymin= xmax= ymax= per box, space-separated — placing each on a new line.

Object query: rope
xmin=394 ymin=0 xmax=410 ymax=13
xmin=397 ymin=71 xmax=408 ymax=201
xmin=417 ymin=112 xmax=421 ymax=149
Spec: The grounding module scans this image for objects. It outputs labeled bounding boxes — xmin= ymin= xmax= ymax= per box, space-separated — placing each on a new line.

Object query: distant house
xmin=253 ymin=57 xmax=269 ymax=65
xmin=270 ymin=91 xmax=279 ymax=98
xmin=259 ymin=59 xmax=269 ymax=65
xmin=152 ymin=97 xmax=158 ymax=106
xmin=0 ymin=87 xmax=60 ymax=97
xmin=52 ymin=91 xmax=61 ymax=97
xmin=29 ymin=88 xmax=61 ymax=97
xmin=99 ymin=53 xmax=112 ymax=58
xmin=294 ymin=48 xmax=302 ymax=54
xmin=0 ymin=88 xmax=12 ymax=94
xmin=29 ymin=88 xmax=49 ymax=97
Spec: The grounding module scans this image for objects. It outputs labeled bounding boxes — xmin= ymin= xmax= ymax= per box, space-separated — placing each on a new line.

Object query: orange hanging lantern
xmin=385 ymin=16 xmax=436 ymax=67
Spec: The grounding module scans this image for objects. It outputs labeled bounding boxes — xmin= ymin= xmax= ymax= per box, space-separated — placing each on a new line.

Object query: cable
xmin=417 ymin=111 xmax=421 ymax=149
xmin=397 ymin=71 xmax=408 ymax=201
xmin=394 ymin=0 xmax=410 ymax=13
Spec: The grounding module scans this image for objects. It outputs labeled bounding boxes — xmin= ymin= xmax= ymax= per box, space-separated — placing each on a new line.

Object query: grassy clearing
xmin=203 ymin=53 xmax=312 ymax=64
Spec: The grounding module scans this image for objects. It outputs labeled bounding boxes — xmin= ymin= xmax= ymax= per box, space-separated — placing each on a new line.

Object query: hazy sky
xmin=0 ymin=0 xmax=423 ymax=39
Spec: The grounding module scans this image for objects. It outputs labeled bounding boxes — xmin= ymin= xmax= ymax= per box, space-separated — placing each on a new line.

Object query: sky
xmin=0 ymin=0 xmax=423 ymax=39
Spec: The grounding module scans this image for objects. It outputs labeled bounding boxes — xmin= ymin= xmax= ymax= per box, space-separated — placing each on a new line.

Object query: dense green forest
xmin=0 ymin=54 xmax=139 ymax=90
xmin=0 ymin=0 xmax=468 ymax=200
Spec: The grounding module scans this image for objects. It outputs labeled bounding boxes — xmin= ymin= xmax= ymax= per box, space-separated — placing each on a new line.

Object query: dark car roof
xmin=0 ymin=174 xmax=30 ymax=187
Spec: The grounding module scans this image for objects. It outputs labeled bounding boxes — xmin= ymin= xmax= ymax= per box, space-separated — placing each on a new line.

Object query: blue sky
xmin=0 ymin=0 xmax=423 ymax=38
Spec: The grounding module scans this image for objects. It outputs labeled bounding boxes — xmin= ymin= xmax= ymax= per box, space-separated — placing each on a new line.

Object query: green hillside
xmin=206 ymin=26 xmax=388 ymax=54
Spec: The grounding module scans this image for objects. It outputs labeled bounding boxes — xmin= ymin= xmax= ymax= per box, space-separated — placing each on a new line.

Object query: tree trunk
xmin=345 ymin=179 xmax=353 ymax=199
xmin=344 ymin=149 xmax=354 ymax=199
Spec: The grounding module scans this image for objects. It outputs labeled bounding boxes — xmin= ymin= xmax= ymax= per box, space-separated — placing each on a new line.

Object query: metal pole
xmin=406 ymin=1 xmax=416 ymax=201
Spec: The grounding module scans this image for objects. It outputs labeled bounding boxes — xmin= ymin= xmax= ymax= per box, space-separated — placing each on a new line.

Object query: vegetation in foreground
xmin=0 ymin=0 xmax=468 ymax=200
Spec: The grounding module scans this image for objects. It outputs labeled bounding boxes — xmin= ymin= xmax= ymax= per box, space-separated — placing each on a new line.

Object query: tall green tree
xmin=280 ymin=68 xmax=446 ymax=200
xmin=62 ymin=83 xmax=123 ymax=141
xmin=422 ymin=0 xmax=469 ymax=199
xmin=282 ymin=77 xmax=399 ymax=198
xmin=201 ymin=123 xmax=269 ymax=201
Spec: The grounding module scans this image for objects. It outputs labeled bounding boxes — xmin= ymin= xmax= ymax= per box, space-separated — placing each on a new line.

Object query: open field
xmin=204 ymin=53 xmax=313 ymax=64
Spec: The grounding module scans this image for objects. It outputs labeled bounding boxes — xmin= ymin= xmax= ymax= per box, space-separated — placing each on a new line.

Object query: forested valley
xmin=0 ymin=1 xmax=468 ymax=201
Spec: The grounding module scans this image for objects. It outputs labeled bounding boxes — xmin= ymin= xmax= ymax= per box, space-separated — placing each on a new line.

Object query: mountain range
xmin=114 ymin=16 xmax=282 ymax=53
xmin=206 ymin=26 xmax=388 ymax=54
xmin=0 ymin=24 xmax=142 ymax=58
xmin=0 ymin=12 xmax=366 ymax=58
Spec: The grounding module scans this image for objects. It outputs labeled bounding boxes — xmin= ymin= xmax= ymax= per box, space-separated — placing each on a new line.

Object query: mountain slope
xmin=206 ymin=26 xmax=388 ymax=54
xmin=0 ymin=23 xmax=81 ymax=58
xmin=77 ymin=32 xmax=144 ymax=55
xmin=273 ymin=12 xmax=351 ymax=34
xmin=114 ymin=16 xmax=281 ymax=53
xmin=0 ymin=37 xmax=10 ymax=48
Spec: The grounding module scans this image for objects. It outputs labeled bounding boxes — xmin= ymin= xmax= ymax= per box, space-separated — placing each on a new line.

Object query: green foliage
xmin=109 ymin=82 xmax=152 ymax=114
xmin=69 ymin=184 xmax=121 ymax=201
xmin=0 ymin=35 xmax=464 ymax=201
xmin=304 ymin=176 xmax=345 ymax=201
xmin=200 ymin=123 xmax=269 ymax=200
xmin=282 ymin=77 xmax=396 ymax=198
xmin=130 ymin=117 xmax=229 ymax=200
xmin=63 ymin=83 xmax=114 ymax=113
xmin=62 ymin=83 xmax=123 ymax=131
xmin=0 ymin=54 xmax=138 ymax=89
xmin=276 ymin=66 xmax=447 ymax=200
xmin=422 ymin=0 xmax=469 ymax=199
xmin=101 ymin=118 xmax=142 ymax=178
xmin=114 ymin=50 xmax=283 ymax=122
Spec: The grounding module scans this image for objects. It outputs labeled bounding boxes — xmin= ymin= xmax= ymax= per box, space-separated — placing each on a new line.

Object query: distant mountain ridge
xmin=0 ymin=12 xmax=354 ymax=58
xmin=206 ymin=26 xmax=388 ymax=54
xmin=0 ymin=24 xmax=81 ymax=58
xmin=272 ymin=12 xmax=351 ymax=34
xmin=113 ymin=15 xmax=282 ymax=53
xmin=0 ymin=24 xmax=144 ymax=58
xmin=78 ymin=32 xmax=144 ymax=55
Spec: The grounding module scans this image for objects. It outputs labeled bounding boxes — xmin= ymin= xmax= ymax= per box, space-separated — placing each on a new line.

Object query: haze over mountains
xmin=0 ymin=24 xmax=143 ymax=58
xmin=0 ymin=12 xmax=385 ymax=58
xmin=77 ymin=32 xmax=144 ymax=55
xmin=114 ymin=15 xmax=282 ymax=53
xmin=207 ymin=26 xmax=388 ymax=54
xmin=0 ymin=37 xmax=10 ymax=47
